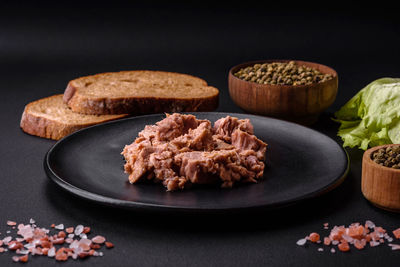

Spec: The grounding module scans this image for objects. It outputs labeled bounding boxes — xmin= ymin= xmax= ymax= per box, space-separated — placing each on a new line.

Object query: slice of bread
xmin=20 ymin=95 xmax=127 ymax=140
xmin=63 ymin=70 xmax=219 ymax=115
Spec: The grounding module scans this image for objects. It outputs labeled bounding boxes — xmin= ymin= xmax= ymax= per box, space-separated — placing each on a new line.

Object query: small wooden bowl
xmin=228 ymin=60 xmax=338 ymax=125
xmin=362 ymin=144 xmax=400 ymax=212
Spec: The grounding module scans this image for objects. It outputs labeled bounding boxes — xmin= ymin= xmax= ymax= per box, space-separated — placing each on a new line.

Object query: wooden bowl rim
xmin=228 ymin=59 xmax=338 ymax=88
xmin=364 ymin=144 xmax=400 ymax=173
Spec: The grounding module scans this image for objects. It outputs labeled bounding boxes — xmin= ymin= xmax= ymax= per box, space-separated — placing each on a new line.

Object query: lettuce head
xmin=334 ymin=78 xmax=400 ymax=150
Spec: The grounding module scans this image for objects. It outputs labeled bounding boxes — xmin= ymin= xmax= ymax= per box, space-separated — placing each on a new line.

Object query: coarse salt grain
xmin=105 ymin=242 xmax=114 ymax=248
xmin=47 ymin=247 xmax=56 ymax=257
xmin=92 ymin=235 xmax=106 ymax=244
xmin=54 ymin=224 xmax=64 ymax=230
xmin=330 ymin=248 xmax=336 ymax=253
xmin=389 ymin=244 xmax=400 ymax=250
xmin=7 ymin=221 xmax=17 ymax=226
xmin=17 ymin=249 xmax=29 ymax=255
xmin=318 ymin=248 xmax=324 ymax=252
xmin=365 ymin=220 xmax=375 ymax=229
xmin=296 ymin=238 xmax=307 ymax=246
xmin=3 ymin=236 xmax=12 ymax=244
xmin=75 ymin=225 xmax=84 ymax=236
xmin=370 ymin=241 xmax=380 ymax=247
xmin=29 ymin=218 xmax=35 ymax=224
xmin=308 ymin=233 xmax=320 ymax=243
xmin=19 ymin=254 xmax=28 ymax=262
xmin=393 ymin=228 xmax=400 ymax=239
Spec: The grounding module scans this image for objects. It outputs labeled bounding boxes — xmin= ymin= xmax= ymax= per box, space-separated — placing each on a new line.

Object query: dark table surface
xmin=1 ymin=3 xmax=400 ymax=266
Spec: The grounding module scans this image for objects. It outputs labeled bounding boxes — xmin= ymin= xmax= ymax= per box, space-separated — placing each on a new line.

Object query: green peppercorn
xmin=234 ymin=61 xmax=334 ymax=86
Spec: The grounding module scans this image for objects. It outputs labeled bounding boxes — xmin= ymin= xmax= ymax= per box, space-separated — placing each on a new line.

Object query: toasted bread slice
xmin=63 ymin=70 xmax=219 ymax=115
xmin=20 ymin=95 xmax=127 ymax=140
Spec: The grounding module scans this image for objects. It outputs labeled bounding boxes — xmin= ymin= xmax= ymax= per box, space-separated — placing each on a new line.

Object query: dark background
xmin=1 ymin=2 xmax=400 ymax=266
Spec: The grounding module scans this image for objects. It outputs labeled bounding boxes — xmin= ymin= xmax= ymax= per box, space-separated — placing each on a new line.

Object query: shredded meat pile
xmin=122 ymin=113 xmax=267 ymax=191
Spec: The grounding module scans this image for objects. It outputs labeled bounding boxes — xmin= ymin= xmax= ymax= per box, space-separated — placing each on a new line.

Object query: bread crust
xmin=20 ymin=95 xmax=127 ymax=140
xmin=63 ymin=71 xmax=219 ymax=115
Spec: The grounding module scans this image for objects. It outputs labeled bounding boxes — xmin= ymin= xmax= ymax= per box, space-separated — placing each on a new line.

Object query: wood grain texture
xmin=362 ymin=144 xmax=400 ymax=212
xmin=228 ymin=60 xmax=338 ymax=125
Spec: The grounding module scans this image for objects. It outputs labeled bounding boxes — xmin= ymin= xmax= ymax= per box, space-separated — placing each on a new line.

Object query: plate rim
xmin=44 ymin=112 xmax=350 ymax=213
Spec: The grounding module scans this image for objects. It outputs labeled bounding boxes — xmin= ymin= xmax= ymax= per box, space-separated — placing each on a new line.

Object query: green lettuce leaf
xmin=334 ymin=78 xmax=400 ymax=150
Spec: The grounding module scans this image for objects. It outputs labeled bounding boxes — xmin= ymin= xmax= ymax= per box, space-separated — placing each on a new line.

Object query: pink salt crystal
xmin=16 ymin=238 xmax=24 ymax=242
xmin=7 ymin=221 xmax=17 ymax=226
xmin=80 ymin=238 xmax=92 ymax=246
xmin=29 ymin=218 xmax=35 ymax=224
xmin=370 ymin=241 xmax=380 ymax=247
xmin=330 ymin=248 xmax=335 ymax=253
xmin=79 ymin=242 xmax=91 ymax=251
xmin=342 ymin=234 xmax=353 ymax=243
xmin=365 ymin=220 xmax=375 ymax=229
xmin=0 ymin=247 xmax=4 ymax=253
xmin=92 ymin=235 xmax=106 ymax=244
xmin=17 ymin=249 xmax=29 ymax=255
xmin=318 ymin=248 xmax=324 ymax=252
xmin=54 ymin=224 xmax=64 ymax=230
xmin=296 ymin=238 xmax=307 ymax=246
xmin=389 ymin=244 xmax=400 ymax=250
xmin=12 ymin=256 xmax=19 ymax=262
xmin=79 ymin=234 xmax=88 ymax=239
xmin=332 ymin=240 xmax=339 ymax=245
xmin=24 ymin=243 xmax=35 ymax=249
xmin=68 ymin=234 xmax=74 ymax=239
xmin=69 ymin=240 xmax=79 ymax=250
xmin=47 ymin=247 xmax=55 ymax=257
xmin=74 ymin=225 xmax=84 ymax=236
xmin=17 ymin=224 xmax=24 ymax=230
xmin=65 ymin=238 xmax=73 ymax=244
xmin=0 ymin=240 xmax=3 ymax=246
xmin=18 ymin=225 xmax=33 ymax=239
xmin=3 ymin=236 xmax=12 ymax=244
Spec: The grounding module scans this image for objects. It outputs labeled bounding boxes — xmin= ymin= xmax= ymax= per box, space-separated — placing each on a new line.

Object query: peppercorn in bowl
xmin=362 ymin=144 xmax=400 ymax=212
xmin=228 ymin=60 xmax=338 ymax=125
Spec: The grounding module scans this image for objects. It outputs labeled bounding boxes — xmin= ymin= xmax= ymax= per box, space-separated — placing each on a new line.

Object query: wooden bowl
xmin=228 ymin=60 xmax=338 ymax=125
xmin=362 ymin=144 xmax=400 ymax=212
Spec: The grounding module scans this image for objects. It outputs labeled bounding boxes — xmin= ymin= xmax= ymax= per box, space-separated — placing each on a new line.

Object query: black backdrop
xmin=1 ymin=2 xmax=400 ymax=266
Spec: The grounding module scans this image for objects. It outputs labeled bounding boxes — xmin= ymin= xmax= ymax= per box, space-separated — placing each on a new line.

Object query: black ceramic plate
xmin=44 ymin=112 xmax=349 ymax=213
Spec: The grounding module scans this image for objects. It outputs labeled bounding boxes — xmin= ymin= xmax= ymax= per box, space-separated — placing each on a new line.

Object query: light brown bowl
xmin=362 ymin=144 xmax=400 ymax=212
xmin=228 ymin=60 xmax=338 ymax=125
